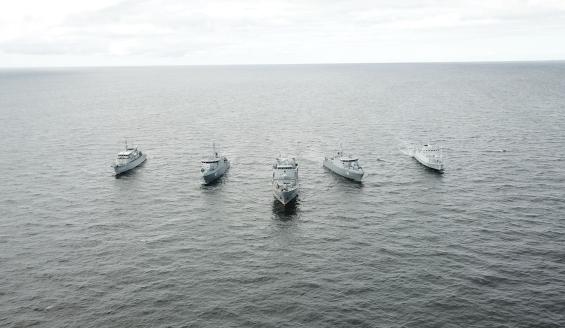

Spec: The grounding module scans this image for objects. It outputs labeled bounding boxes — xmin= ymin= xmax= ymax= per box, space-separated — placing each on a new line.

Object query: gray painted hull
xmin=414 ymin=153 xmax=444 ymax=172
xmin=273 ymin=186 xmax=298 ymax=205
xmin=114 ymin=154 xmax=146 ymax=175
xmin=202 ymin=160 xmax=230 ymax=184
xmin=323 ymin=159 xmax=364 ymax=182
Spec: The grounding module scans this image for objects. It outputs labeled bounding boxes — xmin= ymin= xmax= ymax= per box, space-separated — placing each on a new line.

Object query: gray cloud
xmin=1 ymin=0 xmax=565 ymax=65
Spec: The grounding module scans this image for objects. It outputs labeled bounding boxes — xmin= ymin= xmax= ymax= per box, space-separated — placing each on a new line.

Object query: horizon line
xmin=1 ymin=59 xmax=564 ymax=70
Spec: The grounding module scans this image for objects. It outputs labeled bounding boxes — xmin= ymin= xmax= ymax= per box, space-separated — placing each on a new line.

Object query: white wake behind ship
xmin=272 ymin=157 xmax=299 ymax=205
xmin=411 ymin=144 xmax=444 ymax=172
xmin=200 ymin=143 xmax=230 ymax=184
xmin=113 ymin=141 xmax=146 ymax=175
xmin=323 ymin=149 xmax=364 ymax=182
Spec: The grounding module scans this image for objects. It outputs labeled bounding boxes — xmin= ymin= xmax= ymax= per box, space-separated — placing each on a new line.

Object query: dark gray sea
xmin=1 ymin=63 xmax=564 ymax=327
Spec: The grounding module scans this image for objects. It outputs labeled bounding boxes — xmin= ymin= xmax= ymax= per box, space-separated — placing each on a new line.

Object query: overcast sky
xmin=1 ymin=0 xmax=564 ymax=67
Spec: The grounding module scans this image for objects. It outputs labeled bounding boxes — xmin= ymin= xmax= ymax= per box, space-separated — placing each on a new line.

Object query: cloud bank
xmin=1 ymin=0 xmax=564 ymax=66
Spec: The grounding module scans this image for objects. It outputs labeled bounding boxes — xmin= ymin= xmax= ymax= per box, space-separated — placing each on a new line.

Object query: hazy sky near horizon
xmin=1 ymin=0 xmax=564 ymax=67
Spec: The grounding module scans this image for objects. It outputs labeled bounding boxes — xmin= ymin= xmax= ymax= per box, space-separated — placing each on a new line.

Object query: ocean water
xmin=1 ymin=63 xmax=564 ymax=327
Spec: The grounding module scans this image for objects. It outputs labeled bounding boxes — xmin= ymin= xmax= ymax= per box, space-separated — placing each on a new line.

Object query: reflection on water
xmin=200 ymin=177 xmax=221 ymax=188
xmin=271 ymin=198 xmax=300 ymax=221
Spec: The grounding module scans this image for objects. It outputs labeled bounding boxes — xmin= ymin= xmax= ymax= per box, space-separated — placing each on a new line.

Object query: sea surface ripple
xmin=1 ymin=63 xmax=564 ymax=327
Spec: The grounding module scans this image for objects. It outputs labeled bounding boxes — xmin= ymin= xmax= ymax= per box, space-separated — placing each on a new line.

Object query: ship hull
xmin=114 ymin=154 xmax=146 ymax=175
xmin=202 ymin=159 xmax=230 ymax=184
xmin=323 ymin=159 xmax=364 ymax=182
xmin=273 ymin=187 xmax=298 ymax=205
xmin=414 ymin=153 xmax=444 ymax=172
